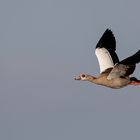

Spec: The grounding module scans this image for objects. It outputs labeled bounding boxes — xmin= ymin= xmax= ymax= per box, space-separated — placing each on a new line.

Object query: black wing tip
xmin=105 ymin=28 xmax=112 ymax=32
xmin=104 ymin=28 xmax=114 ymax=36
xmin=120 ymin=49 xmax=140 ymax=65
xmin=95 ymin=28 xmax=116 ymax=49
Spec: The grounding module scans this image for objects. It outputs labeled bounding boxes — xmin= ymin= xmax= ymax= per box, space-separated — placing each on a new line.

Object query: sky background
xmin=1 ymin=0 xmax=140 ymax=140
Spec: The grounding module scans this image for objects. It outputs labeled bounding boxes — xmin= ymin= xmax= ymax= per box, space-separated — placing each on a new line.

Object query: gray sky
xmin=1 ymin=0 xmax=140 ymax=140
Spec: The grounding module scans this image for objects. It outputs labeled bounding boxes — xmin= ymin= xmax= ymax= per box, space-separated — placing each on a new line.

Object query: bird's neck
xmin=87 ymin=75 xmax=97 ymax=83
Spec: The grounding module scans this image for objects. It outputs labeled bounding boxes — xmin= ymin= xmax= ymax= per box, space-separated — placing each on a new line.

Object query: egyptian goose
xmin=75 ymin=29 xmax=140 ymax=89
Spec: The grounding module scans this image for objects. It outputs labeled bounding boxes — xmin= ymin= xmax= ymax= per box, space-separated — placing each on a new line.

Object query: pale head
xmin=74 ymin=73 xmax=96 ymax=82
xmin=74 ymin=73 xmax=89 ymax=81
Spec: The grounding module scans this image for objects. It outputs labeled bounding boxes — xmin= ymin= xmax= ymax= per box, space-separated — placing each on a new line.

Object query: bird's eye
xmin=82 ymin=74 xmax=86 ymax=77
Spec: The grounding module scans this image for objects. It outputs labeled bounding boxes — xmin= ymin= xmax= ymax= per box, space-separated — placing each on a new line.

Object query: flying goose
xmin=75 ymin=29 xmax=140 ymax=89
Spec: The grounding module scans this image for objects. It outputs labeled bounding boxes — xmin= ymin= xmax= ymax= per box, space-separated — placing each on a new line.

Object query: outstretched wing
xmin=107 ymin=50 xmax=140 ymax=80
xmin=95 ymin=29 xmax=119 ymax=73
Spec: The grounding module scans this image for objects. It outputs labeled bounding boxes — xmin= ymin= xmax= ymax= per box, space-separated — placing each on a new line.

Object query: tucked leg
xmin=129 ymin=77 xmax=140 ymax=85
xmin=130 ymin=81 xmax=140 ymax=85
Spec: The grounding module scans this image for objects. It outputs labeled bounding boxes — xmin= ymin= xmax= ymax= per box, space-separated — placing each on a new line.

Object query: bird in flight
xmin=75 ymin=29 xmax=140 ymax=89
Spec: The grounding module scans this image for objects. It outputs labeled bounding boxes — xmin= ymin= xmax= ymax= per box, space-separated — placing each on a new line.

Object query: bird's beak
xmin=74 ymin=76 xmax=81 ymax=80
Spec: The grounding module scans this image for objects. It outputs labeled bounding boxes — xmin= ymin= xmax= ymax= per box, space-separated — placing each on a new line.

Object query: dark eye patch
xmin=82 ymin=74 xmax=85 ymax=77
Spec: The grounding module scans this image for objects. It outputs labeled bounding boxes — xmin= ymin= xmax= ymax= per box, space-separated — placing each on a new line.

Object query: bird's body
xmin=81 ymin=71 xmax=131 ymax=89
xmin=75 ymin=29 xmax=140 ymax=89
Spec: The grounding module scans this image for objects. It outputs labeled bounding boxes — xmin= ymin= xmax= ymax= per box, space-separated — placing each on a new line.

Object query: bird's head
xmin=74 ymin=74 xmax=92 ymax=81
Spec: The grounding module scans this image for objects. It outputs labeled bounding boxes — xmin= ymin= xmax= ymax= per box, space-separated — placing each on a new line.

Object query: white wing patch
xmin=95 ymin=48 xmax=114 ymax=73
